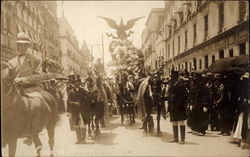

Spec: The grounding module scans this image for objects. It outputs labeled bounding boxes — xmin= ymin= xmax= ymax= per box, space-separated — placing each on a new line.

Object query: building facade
xmin=141 ymin=8 xmax=165 ymax=71
xmin=58 ymin=17 xmax=89 ymax=77
xmin=141 ymin=1 xmax=249 ymax=75
xmin=1 ymin=1 xmax=62 ymax=74
xmin=39 ymin=1 xmax=62 ymax=74
xmin=162 ymin=1 xmax=249 ymax=75
xmin=80 ymin=40 xmax=91 ymax=77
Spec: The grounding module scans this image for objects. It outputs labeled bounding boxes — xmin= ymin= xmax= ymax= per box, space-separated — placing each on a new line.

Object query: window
xmin=239 ymin=1 xmax=247 ymax=22
xmin=172 ymin=40 xmax=175 ymax=57
xmin=185 ymin=30 xmax=187 ymax=50
xmin=204 ymin=15 xmax=208 ymax=39
xmin=229 ymin=49 xmax=234 ymax=57
xmin=169 ymin=26 xmax=172 ymax=35
xmin=168 ymin=44 xmax=170 ymax=59
xmin=193 ymin=58 xmax=197 ymax=70
xmin=218 ymin=3 xmax=224 ymax=32
xmin=187 ymin=7 xmax=191 ymax=19
xmin=193 ymin=24 xmax=196 ymax=45
xmin=178 ymin=36 xmax=180 ymax=54
xmin=212 ymin=55 xmax=215 ymax=63
xmin=204 ymin=55 xmax=208 ymax=68
xmin=197 ymin=1 xmax=202 ymax=11
xmin=179 ymin=12 xmax=183 ymax=24
xmin=199 ymin=59 xmax=202 ymax=69
xmin=189 ymin=62 xmax=192 ymax=71
xmin=174 ymin=20 xmax=177 ymax=30
xmin=219 ymin=50 xmax=224 ymax=59
xmin=178 ymin=64 xmax=180 ymax=70
xmin=185 ymin=62 xmax=188 ymax=70
xmin=239 ymin=43 xmax=246 ymax=55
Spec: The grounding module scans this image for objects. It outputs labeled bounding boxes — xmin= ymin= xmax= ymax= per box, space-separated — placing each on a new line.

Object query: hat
xmin=16 ymin=32 xmax=32 ymax=44
xmin=68 ymin=74 xmax=81 ymax=82
xmin=170 ymin=69 xmax=179 ymax=77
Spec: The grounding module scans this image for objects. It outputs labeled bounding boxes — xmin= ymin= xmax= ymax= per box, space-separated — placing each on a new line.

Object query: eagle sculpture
xmin=98 ymin=16 xmax=144 ymax=39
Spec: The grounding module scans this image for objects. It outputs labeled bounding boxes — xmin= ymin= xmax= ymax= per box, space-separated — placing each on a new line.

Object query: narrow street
xmin=2 ymin=113 xmax=249 ymax=157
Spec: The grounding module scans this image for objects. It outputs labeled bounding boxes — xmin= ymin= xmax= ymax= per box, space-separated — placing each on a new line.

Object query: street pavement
xmin=2 ymin=113 xmax=250 ymax=157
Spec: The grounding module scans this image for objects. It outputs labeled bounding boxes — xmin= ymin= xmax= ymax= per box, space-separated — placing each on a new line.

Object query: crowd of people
xmin=3 ymin=32 xmax=249 ymax=150
xmin=153 ymin=69 xmax=250 ymax=148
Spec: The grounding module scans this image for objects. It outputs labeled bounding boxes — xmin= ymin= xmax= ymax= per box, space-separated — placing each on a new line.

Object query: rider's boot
xmin=179 ymin=125 xmax=186 ymax=144
xmin=169 ymin=125 xmax=179 ymax=143
xmin=149 ymin=116 xmax=154 ymax=133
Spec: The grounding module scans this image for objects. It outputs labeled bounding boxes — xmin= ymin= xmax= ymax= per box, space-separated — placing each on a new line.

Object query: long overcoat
xmin=168 ymin=80 xmax=188 ymax=122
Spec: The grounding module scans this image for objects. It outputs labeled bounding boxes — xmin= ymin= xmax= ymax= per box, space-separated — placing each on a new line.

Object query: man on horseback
xmin=5 ymin=32 xmax=44 ymax=145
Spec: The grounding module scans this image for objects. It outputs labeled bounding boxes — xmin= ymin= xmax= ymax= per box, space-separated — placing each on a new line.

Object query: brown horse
xmin=1 ymin=63 xmax=58 ymax=157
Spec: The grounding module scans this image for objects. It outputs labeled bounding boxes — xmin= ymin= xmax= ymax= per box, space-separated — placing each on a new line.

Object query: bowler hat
xmin=16 ymin=32 xmax=32 ymax=44
xmin=68 ymin=74 xmax=81 ymax=82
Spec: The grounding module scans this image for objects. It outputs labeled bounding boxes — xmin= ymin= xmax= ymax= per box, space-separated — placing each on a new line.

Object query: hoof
xmin=36 ymin=146 xmax=42 ymax=157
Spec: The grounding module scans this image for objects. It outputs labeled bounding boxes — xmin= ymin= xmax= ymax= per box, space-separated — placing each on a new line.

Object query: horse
xmin=116 ymin=75 xmax=136 ymax=126
xmin=1 ymin=62 xmax=59 ymax=157
xmin=137 ymin=75 xmax=166 ymax=136
xmin=84 ymin=73 xmax=107 ymax=137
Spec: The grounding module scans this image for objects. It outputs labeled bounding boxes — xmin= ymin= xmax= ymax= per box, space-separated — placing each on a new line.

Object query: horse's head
xmin=1 ymin=62 xmax=26 ymax=110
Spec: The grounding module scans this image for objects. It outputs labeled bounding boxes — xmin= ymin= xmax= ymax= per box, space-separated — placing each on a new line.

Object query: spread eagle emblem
xmin=98 ymin=16 xmax=144 ymax=39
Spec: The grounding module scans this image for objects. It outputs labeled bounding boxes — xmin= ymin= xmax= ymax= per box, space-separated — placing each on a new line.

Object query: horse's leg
xmin=157 ymin=102 xmax=163 ymax=136
xmin=94 ymin=117 xmax=100 ymax=136
xmin=129 ymin=104 xmax=132 ymax=125
xmin=46 ymin=122 xmax=55 ymax=157
xmin=87 ymin=122 xmax=92 ymax=138
xmin=33 ymin=134 xmax=42 ymax=157
xmin=120 ymin=106 xmax=124 ymax=125
xmin=91 ymin=116 xmax=95 ymax=130
xmin=8 ymin=138 xmax=17 ymax=157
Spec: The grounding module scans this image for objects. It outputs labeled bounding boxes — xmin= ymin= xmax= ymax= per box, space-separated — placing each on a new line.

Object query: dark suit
xmin=67 ymin=86 xmax=92 ymax=127
xmin=168 ymin=80 xmax=188 ymax=122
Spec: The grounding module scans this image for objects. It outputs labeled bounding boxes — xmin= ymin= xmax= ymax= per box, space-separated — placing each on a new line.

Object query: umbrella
xmin=208 ymin=55 xmax=249 ymax=73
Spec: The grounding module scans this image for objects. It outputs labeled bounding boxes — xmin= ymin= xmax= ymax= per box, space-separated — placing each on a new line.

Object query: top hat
xmin=170 ymin=69 xmax=179 ymax=77
xmin=16 ymin=32 xmax=32 ymax=44
xmin=68 ymin=74 xmax=81 ymax=82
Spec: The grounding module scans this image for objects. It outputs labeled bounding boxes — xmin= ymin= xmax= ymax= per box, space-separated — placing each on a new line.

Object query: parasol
xmin=208 ymin=55 xmax=249 ymax=73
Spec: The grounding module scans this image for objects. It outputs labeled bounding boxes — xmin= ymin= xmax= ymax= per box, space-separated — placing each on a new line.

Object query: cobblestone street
xmin=2 ymin=113 xmax=249 ymax=157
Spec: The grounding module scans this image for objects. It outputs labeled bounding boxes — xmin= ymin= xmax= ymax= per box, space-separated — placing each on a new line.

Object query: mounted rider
xmin=5 ymin=32 xmax=45 ymax=145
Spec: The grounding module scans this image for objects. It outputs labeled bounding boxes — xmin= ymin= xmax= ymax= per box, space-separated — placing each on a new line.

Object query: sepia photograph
xmin=1 ymin=0 xmax=249 ymax=157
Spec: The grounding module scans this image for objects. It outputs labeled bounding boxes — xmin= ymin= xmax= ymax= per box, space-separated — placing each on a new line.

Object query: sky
xmin=57 ymin=1 xmax=164 ymax=65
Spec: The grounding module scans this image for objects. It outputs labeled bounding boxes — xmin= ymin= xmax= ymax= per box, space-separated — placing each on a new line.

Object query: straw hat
xmin=16 ymin=32 xmax=32 ymax=44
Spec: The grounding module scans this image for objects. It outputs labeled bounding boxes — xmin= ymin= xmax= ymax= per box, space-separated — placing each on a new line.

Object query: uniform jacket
xmin=67 ymin=86 xmax=92 ymax=114
xmin=6 ymin=49 xmax=42 ymax=93
xmin=168 ymin=79 xmax=188 ymax=122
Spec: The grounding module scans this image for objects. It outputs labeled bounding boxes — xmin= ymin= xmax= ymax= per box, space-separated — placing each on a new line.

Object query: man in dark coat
xmin=167 ymin=70 xmax=188 ymax=144
xmin=192 ymin=74 xmax=209 ymax=136
xmin=67 ymin=74 xmax=92 ymax=144
xmin=216 ymin=74 xmax=235 ymax=136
